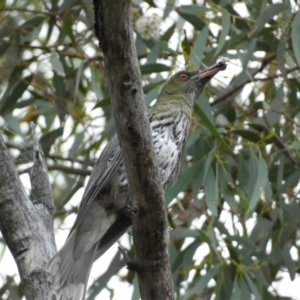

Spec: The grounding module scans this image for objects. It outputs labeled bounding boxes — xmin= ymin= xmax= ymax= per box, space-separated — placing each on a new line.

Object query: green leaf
xmin=0 ymin=43 xmax=8 ymax=55
xmin=53 ymin=72 xmax=67 ymax=122
xmin=171 ymin=227 xmax=199 ymax=240
xmin=198 ymin=230 xmax=211 ymax=244
xmin=250 ymin=216 xmax=273 ymax=252
xmin=176 ymin=8 xmax=206 ymax=31
xmin=189 ymin=25 xmax=209 ymax=68
xmin=61 ymin=0 xmax=78 ymax=9
xmin=242 ymin=38 xmax=256 ymax=69
xmin=90 ymin=66 xmax=104 ymax=100
xmin=251 ymin=269 xmax=269 ymax=288
xmin=1 ymin=44 xmax=21 ymax=80
xmin=144 ymin=85 xmax=160 ymax=106
xmin=130 ymin=278 xmax=140 ymax=300
xmin=15 ymin=97 xmax=36 ymax=109
xmin=247 ymin=155 xmax=268 ymax=213
xmin=74 ymin=62 xmax=85 ymax=101
xmin=161 ymin=23 xmax=176 ymax=42
xmin=194 ymin=103 xmax=232 ymax=153
xmin=250 ymin=3 xmax=290 ymax=37
xmin=20 ymin=15 xmax=46 ymax=43
xmin=146 ymin=45 xmax=160 ymax=63
xmin=215 ymin=263 xmax=234 ymax=299
xmin=276 ymin=41 xmax=287 ymax=76
xmin=0 ymin=75 xmax=33 ymax=114
xmin=280 ymin=244 xmax=295 ymax=281
xmin=62 ymin=12 xmax=75 ymax=42
xmin=214 ymin=8 xmax=230 ymax=57
xmin=177 ymin=5 xmax=210 ymax=15
xmin=232 ymin=129 xmax=261 ymax=143
xmin=204 ymin=145 xmax=216 ymax=179
xmin=183 ymin=264 xmax=220 ymax=299
xmin=0 ymin=15 xmax=15 ymax=39
xmin=150 ymin=39 xmax=176 ymax=53
xmin=204 ymin=165 xmax=218 ymax=216
xmin=243 ymin=272 xmax=261 ymax=300
xmin=267 ymin=94 xmax=284 ymax=126
xmin=3 ymin=115 xmax=23 ymax=137
xmin=140 ymin=63 xmax=172 ymax=75
xmin=192 ymin=171 xmax=203 ymax=203
xmin=40 ymin=127 xmax=64 ymax=155
xmin=50 ymin=0 xmax=59 ymax=11
xmin=51 ymin=55 xmax=65 ymax=76
xmin=239 ymin=276 xmax=251 ymax=299
xmin=181 ymin=30 xmax=191 ymax=65
xmin=143 ymin=80 xmax=164 ymax=94
xmin=186 ymin=128 xmax=201 ymax=148
xmin=226 ymin=235 xmax=256 ymax=250
xmin=68 ymin=131 xmax=85 ymax=157
xmin=292 ymin=11 xmax=300 ymax=68
xmin=166 ymin=161 xmax=202 ymax=204
xmin=198 ymin=94 xmax=213 ymax=121
xmin=230 ymin=280 xmax=242 ymax=300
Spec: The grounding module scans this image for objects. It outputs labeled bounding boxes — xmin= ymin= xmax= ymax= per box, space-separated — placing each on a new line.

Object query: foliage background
xmin=1 ymin=0 xmax=300 ymax=299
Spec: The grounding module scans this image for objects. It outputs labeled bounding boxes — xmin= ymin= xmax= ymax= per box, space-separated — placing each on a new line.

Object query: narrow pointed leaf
xmin=140 ymin=63 xmax=172 ymax=74
xmin=194 ymin=103 xmax=232 ymax=153
xmin=292 ymin=11 xmax=300 ymax=68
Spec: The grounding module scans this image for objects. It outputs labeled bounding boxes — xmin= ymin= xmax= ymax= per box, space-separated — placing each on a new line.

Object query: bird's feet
xmin=119 ymin=205 xmax=139 ymax=218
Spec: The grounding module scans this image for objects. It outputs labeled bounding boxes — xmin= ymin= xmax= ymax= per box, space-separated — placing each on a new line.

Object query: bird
xmin=47 ymin=61 xmax=227 ymax=300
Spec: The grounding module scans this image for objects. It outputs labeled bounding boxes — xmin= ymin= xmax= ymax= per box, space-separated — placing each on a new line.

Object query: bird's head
xmin=156 ymin=61 xmax=227 ymax=107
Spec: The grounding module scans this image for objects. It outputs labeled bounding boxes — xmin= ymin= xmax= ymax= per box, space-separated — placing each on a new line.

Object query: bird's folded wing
xmin=69 ymin=135 xmax=122 ymax=235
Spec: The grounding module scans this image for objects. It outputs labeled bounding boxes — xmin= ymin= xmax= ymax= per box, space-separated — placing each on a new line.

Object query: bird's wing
xmin=47 ymin=135 xmax=124 ymax=298
xmin=69 ymin=134 xmax=122 ymax=235
xmin=75 ymin=107 xmax=153 ymax=218
xmin=71 ymin=108 xmax=152 ymax=231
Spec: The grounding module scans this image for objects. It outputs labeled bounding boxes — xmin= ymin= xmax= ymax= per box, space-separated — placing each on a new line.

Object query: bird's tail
xmin=47 ymin=215 xmax=132 ymax=300
xmin=48 ymin=232 xmax=97 ymax=300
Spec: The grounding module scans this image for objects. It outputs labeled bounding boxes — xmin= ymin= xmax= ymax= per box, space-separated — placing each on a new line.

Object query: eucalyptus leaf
xmin=183 ymin=264 xmax=220 ymax=299
xmin=40 ymin=127 xmax=64 ymax=155
xmin=214 ymin=8 xmax=230 ymax=57
xmin=140 ymin=63 xmax=172 ymax=74
xmin=291 ymin=11 xmax=300 ymax=68
xmin=0 ymin=74 xmax=33 ymax=114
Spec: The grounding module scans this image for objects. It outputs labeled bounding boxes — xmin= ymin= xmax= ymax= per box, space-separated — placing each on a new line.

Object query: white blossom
xmin=135 ymin=14 xmax=162 ymax=40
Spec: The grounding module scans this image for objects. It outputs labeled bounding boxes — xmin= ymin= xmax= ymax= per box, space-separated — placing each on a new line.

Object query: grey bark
xmin=93 ymin=1 xmax=175 ymax=299
xmin=0 ymin=124 xmax=56 ymax=300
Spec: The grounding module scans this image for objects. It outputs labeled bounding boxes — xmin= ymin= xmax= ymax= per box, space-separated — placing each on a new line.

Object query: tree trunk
xmin=93 ymin=1 xmax=175 ymax=299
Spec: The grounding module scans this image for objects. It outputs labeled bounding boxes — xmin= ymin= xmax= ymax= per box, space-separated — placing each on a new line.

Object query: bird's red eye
xmin=178 ymin=73 xmax=188 ymax=80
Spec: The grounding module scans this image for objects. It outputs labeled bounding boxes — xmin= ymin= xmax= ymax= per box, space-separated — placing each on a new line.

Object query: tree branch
xmin=252 ymin=66 xmax=299 ymax=81
xmin=44 ymin=164 xmax=91 ymax=176
xmin=0 ymin=130 xmax=56 ymax=300
xmin=46 ymin=153 xmax=96 ymax=165
xmin=29 ymin=122 xmax=56 ymax=243
xmin=18 ymin=164 xmax=91 ymax=176
xmin=211 ymin=54 xmax=276 ymax=106
xmin=93 ymin=0 xmax=175 ymax=299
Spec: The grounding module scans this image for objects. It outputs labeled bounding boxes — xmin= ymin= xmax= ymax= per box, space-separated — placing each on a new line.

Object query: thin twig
xmin=211 ymin=54 xmax=276 ymax=106
xmin=20 ymin=164 xmax=92 ymax=176
xmin=253 ymin=66 xmax=299 ymax=81
xmin=118 ymin=246 xmax=132 ymax=264
xmin=47 ymin=164 xmax=91 ymax=176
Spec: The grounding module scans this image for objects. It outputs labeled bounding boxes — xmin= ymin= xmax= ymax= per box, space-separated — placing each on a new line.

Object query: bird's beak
xmin=196 ymin=61 xmax=227 ymax=81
